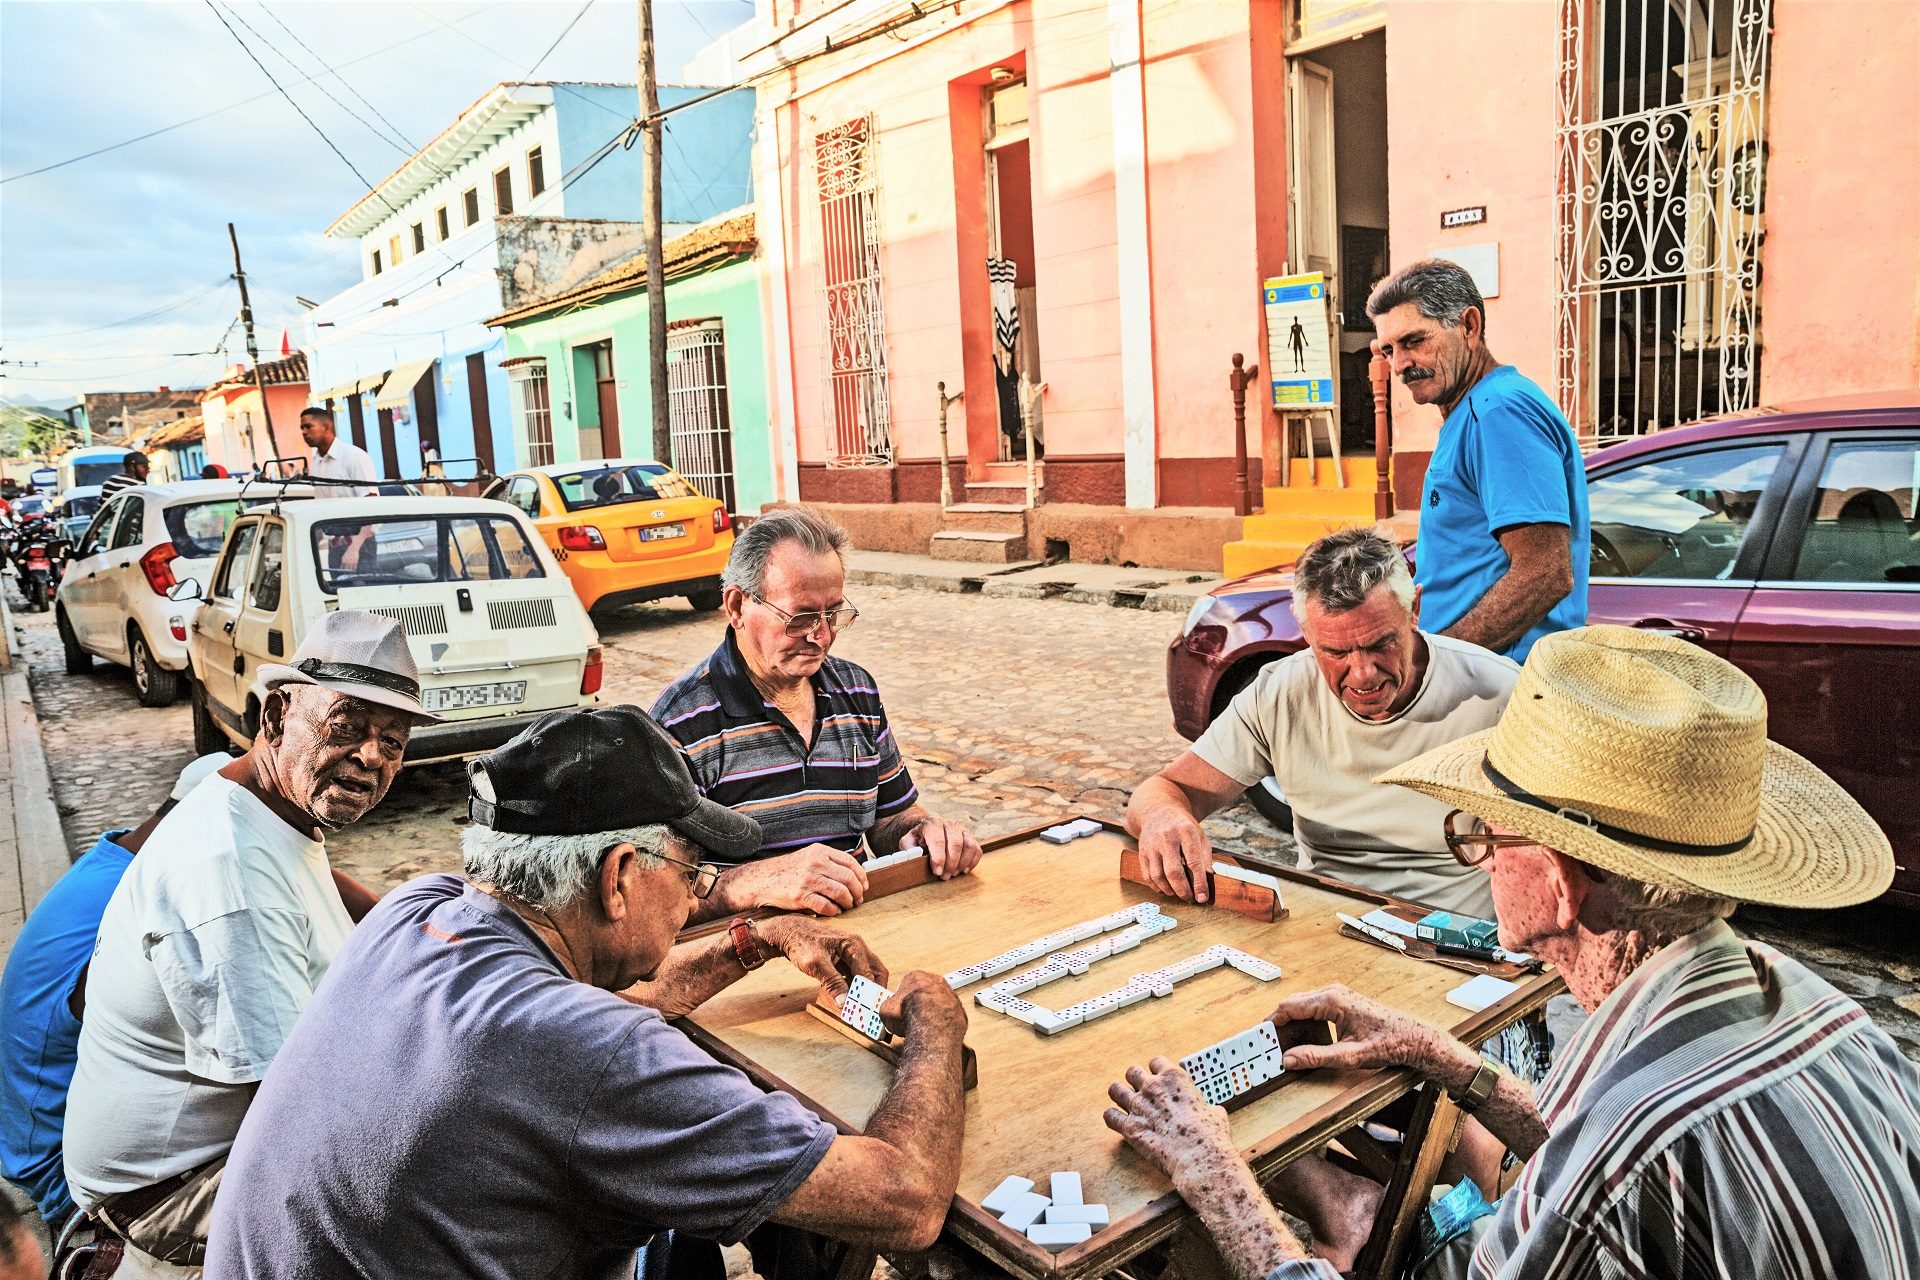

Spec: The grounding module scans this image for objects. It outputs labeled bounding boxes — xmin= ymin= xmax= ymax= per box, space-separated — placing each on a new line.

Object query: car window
xmin=551 ymin=464 xmax=697 ymax=512
xmin=213 ymin=522 xmax=260 ymax=601
xmin=310 ymin=514 xmax=546 ymax=591
xmin=108 ymin=497 xmax=146 ymax=551
xmin=506 ymin=476 xmax=543 ymax=519
xmin=165 ymin=500 xmax=250 ymax=559
xmin=75 ymin=498 xmax=121 ymax=559
xmin=1586 ymin=443 xmax=1785 ymax=581
xmin=1788 ymin=440 xmax=1920 ymax=584
xmin=248 ymin=523 xmax=287 ymax=612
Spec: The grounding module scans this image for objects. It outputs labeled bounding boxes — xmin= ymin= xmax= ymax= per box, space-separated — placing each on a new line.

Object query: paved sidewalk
xmin=1 ymin=624 xmax=69 ymax=969
xmin=845 ymin=549 xmax=1226 ymax=613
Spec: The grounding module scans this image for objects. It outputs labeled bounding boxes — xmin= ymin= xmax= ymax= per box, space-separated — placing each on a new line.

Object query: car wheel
xmin=56 ymin=607 xmax=94 ymax=674
xmin=686 ymin=588 xmax=723 ymax=612
xmin=1246 ymin=777 xmax=1295 ymax=835
xmin=129 ymin=629 xmax=182 ymax=708
xmin=190 ymin=677 xmax=227 ymax=755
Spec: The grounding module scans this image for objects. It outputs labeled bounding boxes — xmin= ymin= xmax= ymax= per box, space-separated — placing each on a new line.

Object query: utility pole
xmin=639 ymin=0 xmax=672 ymax=464
xmin=228 ymin=222 xmax=272 ymax=470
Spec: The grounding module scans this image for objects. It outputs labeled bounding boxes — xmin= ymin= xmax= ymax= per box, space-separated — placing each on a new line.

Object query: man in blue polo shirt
xmin=0 ymin=754 xmax=227 ymax=1232
xmin=1368 ymin=259 xmax=1588 ymax=660
xmin=654 ymin=508 xmax=983 ymax=924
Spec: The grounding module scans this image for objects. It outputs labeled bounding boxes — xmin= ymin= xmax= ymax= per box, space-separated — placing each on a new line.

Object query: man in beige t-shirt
xmin=1129 ymin=528 xmax=1518 ymax=916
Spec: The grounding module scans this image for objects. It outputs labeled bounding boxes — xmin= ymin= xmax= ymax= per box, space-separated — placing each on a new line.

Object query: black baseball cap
xmin=468 ymin=705 xmax=761 ymax=860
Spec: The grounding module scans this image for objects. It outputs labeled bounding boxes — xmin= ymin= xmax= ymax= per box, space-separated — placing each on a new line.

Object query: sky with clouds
xmin=0 ymin=0 xmax=752 ymax=408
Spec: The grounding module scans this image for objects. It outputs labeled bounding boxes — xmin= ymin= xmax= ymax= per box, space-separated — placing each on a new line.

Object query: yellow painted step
xmin=1238 ymin=511 xmax=1373 ymax=544
xmin=1222 ymin=538 xmax=1311 ymax=580
xmin=1260 ymin=485 xmax=1379 ymax=520
xmin=1284 ymin=457 xmax=1378 ymax=488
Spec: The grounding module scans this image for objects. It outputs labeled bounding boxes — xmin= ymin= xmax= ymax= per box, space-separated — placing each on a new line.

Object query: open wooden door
xmin=1289 ymin=58 xmax=1341 ymax=401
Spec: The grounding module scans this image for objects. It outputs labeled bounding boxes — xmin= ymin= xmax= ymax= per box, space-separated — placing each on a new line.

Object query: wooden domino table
xmin=679 ymin=823 xmax=1564 ymax=1280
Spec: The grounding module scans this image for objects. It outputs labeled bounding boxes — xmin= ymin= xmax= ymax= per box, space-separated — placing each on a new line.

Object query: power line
xmin=524 ymin=0 xmax=598 ymax=81
xmin=0 ymin=279 xmax=234 ymax=341
xmin=204 ymin=0 xmax=403 ymax=220
xmin=0 ymin=2 xmax=508 ymax=186
xmin=257 ymin=2 xmax=421 ymax=154
xmin=217 ymin=1 xmax=414 ymax=159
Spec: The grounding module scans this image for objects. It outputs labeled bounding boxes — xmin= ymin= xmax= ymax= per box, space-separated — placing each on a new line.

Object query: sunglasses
xmin=1442 ymin=810 xmax=1537 ymax=868
xmin=748 ymin=591 xmax=860 ymax=638
xmin=602 ymin=842 xmax=719 ymax=898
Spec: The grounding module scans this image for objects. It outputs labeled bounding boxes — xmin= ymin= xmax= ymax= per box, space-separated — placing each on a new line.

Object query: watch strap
xmin=728 ymin=917 xmax=766 ymax=971
xmin=1448 ymin=1060 xmax=1501 ymax=1114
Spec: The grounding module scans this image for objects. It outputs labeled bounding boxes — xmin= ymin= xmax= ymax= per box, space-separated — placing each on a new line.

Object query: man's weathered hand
xmin=1104 ymin=1058 xmax=1237 ymax=1185
xmin=904 ymin=817 xmax=984 ymax=879
xmin=878 ymin=970 xmax=967 ymax=1039
xmin=746 ymin=844 xmax=870 ymax=916
xmin=1135 ymin=811 xmax=1212 ymax=903
xmin=1268 ymin=984 xmax=1467 ymax=1082
xmin=758 ymin=916 xmax=888 ymax=1002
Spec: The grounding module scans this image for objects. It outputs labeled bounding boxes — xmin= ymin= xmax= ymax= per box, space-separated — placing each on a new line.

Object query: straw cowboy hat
xmin=1378 ymin=625 xmax=1891 ymax=908
xmin=260 ymin=610 xmax=440 ymax=722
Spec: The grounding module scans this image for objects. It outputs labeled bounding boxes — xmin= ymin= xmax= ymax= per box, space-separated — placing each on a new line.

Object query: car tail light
xmin=559 ymin=525 xmax=606 ymax=551
xmin=169 ymin=615 xmax=188 ymax=642
xmin=140 ymin=544 xmax=180 ymax=595
xmin=712 ymin=508 xmax=732 ymax=534
xmin=581 ymin=645 xmax=604 ymax=697
xmin=1185 ymin=624 xmax=1227 ymax=657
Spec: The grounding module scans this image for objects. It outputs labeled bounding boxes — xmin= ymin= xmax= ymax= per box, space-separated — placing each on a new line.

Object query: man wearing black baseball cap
xmin=207 ymin=706 xmax=970 ymax=1280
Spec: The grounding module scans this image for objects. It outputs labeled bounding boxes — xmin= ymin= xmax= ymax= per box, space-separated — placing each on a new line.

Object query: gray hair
xmin=722 ymin=507 xmax=850 ymax=596
xmin=1585 ymin=867 xmax=1737 ymax=940
xmin=1288 ymin=527 xmax=1415 ymax=622
xmin=461 ymin=823 xmax=671 ymax=911
xmin=1365 ymin=258 xmax=1486 ymax=333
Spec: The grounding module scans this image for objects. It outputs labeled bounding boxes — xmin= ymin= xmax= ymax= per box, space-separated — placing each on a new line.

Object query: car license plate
xmin=640 ymin=522 xmax=687 ymax=542
xmin=423 ymin=680 xmax=527 ymax=712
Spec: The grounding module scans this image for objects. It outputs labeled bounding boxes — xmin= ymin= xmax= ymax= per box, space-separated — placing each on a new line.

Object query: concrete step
xmin=1238 ymin=511 xmax=1373 ymax=544
xmin=963 ymin=484 xmax=1036 ymax=505
xmin=1259 ymin=485 xmax=1378 ymax=520
xmin=944 ymin=502 xmax=1029 ymax=535
xmin=1220 ymin=538 xmax=1311 ymax=580
xmin=929 ymin=529 xmax=1030 ymax=563
xmin=1282 ymin=456 xmax=1378 ymax=487
xmin=983 ymin=460 xmax=1044 ymax=484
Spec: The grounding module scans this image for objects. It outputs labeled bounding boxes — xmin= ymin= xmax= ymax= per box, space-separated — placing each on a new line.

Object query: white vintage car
xmin=178 ymin=493 xmax=603 ymax=763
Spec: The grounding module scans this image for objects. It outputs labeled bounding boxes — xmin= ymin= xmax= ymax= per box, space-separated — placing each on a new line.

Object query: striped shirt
xmin=651 ymin=631 xmax=918 ymax=862
xmin=1272 ymin=920 xmax=1920 ymax=1280
xmin=100 ymin=472 xmax=143 ymax=496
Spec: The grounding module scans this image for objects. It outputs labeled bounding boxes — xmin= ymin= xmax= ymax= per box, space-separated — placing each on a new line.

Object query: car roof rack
xmin=238 ymin=456 xmax=496 ymax=510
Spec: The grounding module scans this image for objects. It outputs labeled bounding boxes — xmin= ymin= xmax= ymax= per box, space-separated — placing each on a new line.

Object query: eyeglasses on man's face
xmin=602 ymin=842 xmax=719 ymax=898
xmin=748 ymin=591 xmax=860 ymax=638
xmin=1443 ymin=810 xmax=1537 ymax=869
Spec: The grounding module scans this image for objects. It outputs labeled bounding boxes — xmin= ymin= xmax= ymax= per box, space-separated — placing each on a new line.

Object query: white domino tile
xmin=1043 ymin=1203 xmax=1108 ymax=1226
xmin=997 ymin=1191 xmax=1051 ymax=1231
xmin=1048 ymin=1172 xmax=1082 ymax=1206
xmin=1215 ymin=863 xmax=1283 ymax=893
xmin=1181 ymin=1022 xmax=1288 ymax=1106
xmin=1026 ymin=1222 xmax=1093 ymax=1251
xmin=1221 ymin=949 xmax=1283 ymax=981
xmin=981 ymin=1176 xmax=1035 ymax=1215
xmin=861 ymin=847 xmax=925 ymax=873
xmin=845 ymin=976 xmax=890 ymax=1010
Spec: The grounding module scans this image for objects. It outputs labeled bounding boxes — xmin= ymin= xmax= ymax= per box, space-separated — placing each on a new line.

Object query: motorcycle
xmin=9 ymin=516 xmax=65 ymax=612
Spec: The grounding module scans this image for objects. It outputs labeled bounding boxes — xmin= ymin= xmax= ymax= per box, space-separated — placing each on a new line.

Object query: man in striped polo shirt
xmin=654 ymin=508 xmax=982 ymax=924
xmin=1105 ymin=626 xmax=1918 ymax=1280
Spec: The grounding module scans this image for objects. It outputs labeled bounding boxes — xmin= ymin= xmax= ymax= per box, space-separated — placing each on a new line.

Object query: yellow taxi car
xmin=482 ymin=459 xmax=733 ymax=615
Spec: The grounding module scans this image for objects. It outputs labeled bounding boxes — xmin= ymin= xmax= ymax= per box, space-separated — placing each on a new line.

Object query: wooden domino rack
xmin=677 ymin=820 xmax=1563 ymax=1280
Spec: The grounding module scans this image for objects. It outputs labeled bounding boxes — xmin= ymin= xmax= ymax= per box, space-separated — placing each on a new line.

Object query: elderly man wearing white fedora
xmin=1105 ymin=625 xmax=1920 ymax=1280
xmin=62 ymin=612 xmax=434 ymax=1278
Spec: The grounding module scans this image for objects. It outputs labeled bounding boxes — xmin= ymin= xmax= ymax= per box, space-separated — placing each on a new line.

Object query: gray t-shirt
xmin=206 ymin=875 xmax=835 ymax=1280
xmin=1192 ymin=633 xmax=1518 ymax=916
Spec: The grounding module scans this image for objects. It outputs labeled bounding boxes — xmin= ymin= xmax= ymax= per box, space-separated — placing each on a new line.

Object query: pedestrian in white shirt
xmin=298 ymin=406 xmax=378 ymax=498
xmin=61 ymin=612 xmax=437 ymax=1277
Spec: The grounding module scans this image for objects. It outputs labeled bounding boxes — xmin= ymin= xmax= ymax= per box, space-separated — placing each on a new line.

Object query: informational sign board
xmin=1263 ymin=273 xmax=1336 ymax=409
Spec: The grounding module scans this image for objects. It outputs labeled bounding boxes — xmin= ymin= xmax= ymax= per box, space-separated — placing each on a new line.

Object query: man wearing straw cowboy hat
xmin=63 ymin=612 xmax=432 ymax=1278
xmin=1105 ymin=625 xmax=1920 ymax=1279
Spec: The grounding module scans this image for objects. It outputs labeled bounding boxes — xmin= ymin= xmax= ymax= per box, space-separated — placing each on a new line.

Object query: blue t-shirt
xmin=206 ymin=874 xmax=836 ymax=1280
xmin=0 ymin=830 xmax=135 ymax=1222
xmin=1415 ymin=365 xmax=1589 ymax=660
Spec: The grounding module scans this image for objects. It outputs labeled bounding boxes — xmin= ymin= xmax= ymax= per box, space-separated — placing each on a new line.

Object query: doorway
xmin=1290 ymin=28 xmax=1389 ymax=454
xmin=590 ymin=340 xmax=621 ymax=459
xmin=983 ymin=77 xmax=1041 ymax=462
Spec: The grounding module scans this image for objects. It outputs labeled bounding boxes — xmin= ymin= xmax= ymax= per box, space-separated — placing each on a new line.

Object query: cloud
xmin=0 ymin=0 xmax=751 ymax=401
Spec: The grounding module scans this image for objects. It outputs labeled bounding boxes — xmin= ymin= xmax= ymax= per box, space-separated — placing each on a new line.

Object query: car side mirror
xmin=167 ymin=578 xmax=204 ymax=602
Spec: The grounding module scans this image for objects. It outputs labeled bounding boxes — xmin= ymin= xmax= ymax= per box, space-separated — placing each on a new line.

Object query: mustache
xmin=1400 ymin=368 xmax=1434 ymax=383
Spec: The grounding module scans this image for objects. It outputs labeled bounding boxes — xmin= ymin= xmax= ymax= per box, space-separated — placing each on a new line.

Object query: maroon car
xmin=1169 ymin=393 xmax=1920 ymax=907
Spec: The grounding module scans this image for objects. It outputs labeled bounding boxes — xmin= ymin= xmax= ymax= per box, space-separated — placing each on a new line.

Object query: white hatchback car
xmin=57 ymin=480 xmax=314 ymax=707
xmin=180 ymin=493 xmax=603 ymax=763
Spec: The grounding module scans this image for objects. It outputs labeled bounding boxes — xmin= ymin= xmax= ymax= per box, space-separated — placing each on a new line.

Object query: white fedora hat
xmin=259 ymin=610 xmax=440 ymax=722
xmin=1378 ymin=625 xmax=1891 ymax=908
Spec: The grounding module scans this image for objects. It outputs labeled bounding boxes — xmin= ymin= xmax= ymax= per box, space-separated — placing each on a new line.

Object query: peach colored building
xmin=735 ymin=0 xmax=1920 ymax=574
xmin=199 ymin=354 xmax=312 ymax=477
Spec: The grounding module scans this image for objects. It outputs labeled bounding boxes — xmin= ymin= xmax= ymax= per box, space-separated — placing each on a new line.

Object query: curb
xmin=845 ymin=560 xmax=1218 ymax=614
xmin=2 ymin=659 xmax=73 ymax=966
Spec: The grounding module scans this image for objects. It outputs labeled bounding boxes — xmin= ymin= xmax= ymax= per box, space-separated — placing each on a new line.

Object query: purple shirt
xmin=206 ymin=875 xmax=834 ymax=1280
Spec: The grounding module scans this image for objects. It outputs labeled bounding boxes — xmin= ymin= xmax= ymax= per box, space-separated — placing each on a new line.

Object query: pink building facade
xmin=742 ymin=0 xmax=1920 ymax=572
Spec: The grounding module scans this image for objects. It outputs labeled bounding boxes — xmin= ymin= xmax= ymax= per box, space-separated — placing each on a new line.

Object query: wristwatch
xmin=1447 ymin=1060 xmax=1501 ymax=1114
xmin=728 ymin=917 xmax=767 ymax=971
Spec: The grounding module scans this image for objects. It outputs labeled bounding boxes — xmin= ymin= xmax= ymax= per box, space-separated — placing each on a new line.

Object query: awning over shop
xmin=372 ymin=358 xmax=436 ymax=410
xmin=316 ymin=380 xmax=358 ymax=403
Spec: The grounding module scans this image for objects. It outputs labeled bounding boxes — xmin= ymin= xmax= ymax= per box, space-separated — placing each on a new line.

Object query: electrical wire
xmin=216 ymin=1 xmax=414 ymax=159
xmin=523 ymin=0 xmax=598 ymax=81
xmin=205 ymin=1 xmax=404 ymax=220
xmin=0 ymin=279 xmax=235 ymax=341
xmin=257 ymin=2 xmax=421 ymax=154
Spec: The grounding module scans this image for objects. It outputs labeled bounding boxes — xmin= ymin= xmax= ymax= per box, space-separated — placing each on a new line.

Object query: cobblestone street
xmin=14 ymin=588 xmax=1919 ymax=1061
